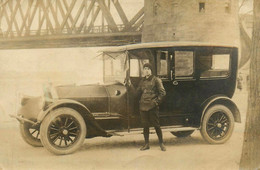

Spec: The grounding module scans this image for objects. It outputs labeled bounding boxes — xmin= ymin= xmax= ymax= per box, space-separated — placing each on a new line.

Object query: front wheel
xmin=40 ymin=107 xmax=86 ymax=155
xmin=200 ymin=105 xmax=234 ymax=144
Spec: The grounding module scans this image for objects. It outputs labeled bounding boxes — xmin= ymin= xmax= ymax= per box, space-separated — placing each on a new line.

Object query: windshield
xmin=103 ymin=52 xmax=127 ymax=84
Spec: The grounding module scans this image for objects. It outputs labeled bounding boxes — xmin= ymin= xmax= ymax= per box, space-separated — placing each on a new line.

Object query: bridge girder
xmin=0 ymin=0 xmax=144 ymax=49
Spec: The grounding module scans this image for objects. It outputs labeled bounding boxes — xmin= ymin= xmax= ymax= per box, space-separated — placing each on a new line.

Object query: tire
xmin=200 ymin=105 xmax=234 ymax=144
xmin=40 ymin=107 xmax=86 ymax=155
xmin=171 ymin=130 xmax=194 ymax=138
xmin=20 ymin=121 xmax=42 ymax=147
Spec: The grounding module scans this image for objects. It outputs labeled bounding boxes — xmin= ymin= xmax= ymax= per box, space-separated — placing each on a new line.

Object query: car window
xmin=174 ymin=51 xmax=194 ymax=77
xmin=156 ymin=50 xmax=169 ymax=79
xmin=197 ymin=51 xmax=230 ymax=78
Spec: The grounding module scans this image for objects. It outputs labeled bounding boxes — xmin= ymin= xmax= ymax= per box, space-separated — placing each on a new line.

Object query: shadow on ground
xmin=81 ymin=133 xmax=207 ymax=151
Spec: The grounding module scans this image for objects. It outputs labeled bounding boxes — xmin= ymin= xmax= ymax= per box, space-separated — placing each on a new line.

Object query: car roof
xmin=100 ymin=41 xmax=238 ymax=53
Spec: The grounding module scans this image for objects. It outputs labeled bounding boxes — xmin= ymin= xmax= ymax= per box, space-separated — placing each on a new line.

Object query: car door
xmin=158 ymin=48 xmax=197 ymax=126
xmin=104 ymin=84 xmax=128 ymax=130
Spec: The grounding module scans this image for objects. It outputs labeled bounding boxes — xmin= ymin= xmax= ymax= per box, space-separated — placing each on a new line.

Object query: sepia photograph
xmin=0 ymin=0 xmax=259 ymax=169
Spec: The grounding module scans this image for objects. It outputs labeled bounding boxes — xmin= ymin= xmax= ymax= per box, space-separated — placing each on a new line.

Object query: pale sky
xmin=239 ymin=0 xmax=253 ymax=14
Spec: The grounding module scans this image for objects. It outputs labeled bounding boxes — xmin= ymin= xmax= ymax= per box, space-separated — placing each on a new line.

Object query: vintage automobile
xmin=11 ymin=41 xmax=241 ymax=155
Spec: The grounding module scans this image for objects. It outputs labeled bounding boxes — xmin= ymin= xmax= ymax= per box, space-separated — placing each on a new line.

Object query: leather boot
xmin=159 ymin=143 xmax=166 ymax=151
xmin=140 ymin=143 xmax=150 ymax=151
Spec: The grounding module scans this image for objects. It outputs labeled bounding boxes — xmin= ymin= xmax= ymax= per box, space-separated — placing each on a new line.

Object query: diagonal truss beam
xmin=0 ymin=0 xmax=144 ymax=39
xmin=112 ymin=0 xmax=128 ymax=25
xmin=60 ymin=0 xmax=77 ymax=31
xmin=6 ymin=0 xmax=20 ymax=36
xmin=56 ymin=0 xmax=72 ymax=33
xmin=71 ymin=0 xmax=85 ymax=31
xmin=62 ymin=0 xmax=75 ymax=25
xmin=18 ymin=0 xmax=33 ymax=36
xmin=86 ymin=6 xmax=100 ymax=33
xmin=77 ymin=0 xmax=96 ymax=33
xmin=97 ymin=0 xmax=118 ymax=32
xmin=123 ymin=7 xmax=144 ymax=31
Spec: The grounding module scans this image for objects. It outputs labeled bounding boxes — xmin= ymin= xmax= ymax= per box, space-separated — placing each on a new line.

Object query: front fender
xmin=200 ymin=95 xmax=241 ymax=124
xmin=37 ymin=99 xmax=91 ymax=122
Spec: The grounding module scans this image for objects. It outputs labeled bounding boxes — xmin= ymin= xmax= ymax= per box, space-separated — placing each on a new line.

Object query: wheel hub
xmin=62 ymin=129 xmax=68 ymax=135
xmin=216 ymin=123 xmax=222 ymax=128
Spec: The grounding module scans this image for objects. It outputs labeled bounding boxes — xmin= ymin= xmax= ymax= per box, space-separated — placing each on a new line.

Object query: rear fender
xmin=200 ymin=95 xmax=241 ymax=126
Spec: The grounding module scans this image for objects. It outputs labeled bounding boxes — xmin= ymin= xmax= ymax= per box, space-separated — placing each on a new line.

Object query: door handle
xmin=115 ymin=90 xmax=121 ymax=96
xmin=173 ymin=80 xmax=178 ymax=86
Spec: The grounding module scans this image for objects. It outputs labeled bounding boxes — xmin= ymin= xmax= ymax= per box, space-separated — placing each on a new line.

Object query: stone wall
xmin=142 ymin=0 xmax=240 ymax=47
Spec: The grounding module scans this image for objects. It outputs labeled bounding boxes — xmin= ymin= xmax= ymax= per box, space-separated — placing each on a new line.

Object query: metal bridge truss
xmin=0 ymin=0 xmax=144 ymax=49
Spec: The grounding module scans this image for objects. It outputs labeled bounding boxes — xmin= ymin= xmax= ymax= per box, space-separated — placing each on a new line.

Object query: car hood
xmin=55 ymin=83 xmax=108 ymax=99
xmin=54 ymin=82 xmax=128 ymax=113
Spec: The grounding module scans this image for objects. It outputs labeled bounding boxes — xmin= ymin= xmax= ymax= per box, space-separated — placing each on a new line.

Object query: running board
xmin=106 ymin=126 xmax=198 ymax=136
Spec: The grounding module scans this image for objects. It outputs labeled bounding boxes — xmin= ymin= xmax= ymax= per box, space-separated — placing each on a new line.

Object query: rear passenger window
xmin=197 ymin=51 xmax=230 ymax=78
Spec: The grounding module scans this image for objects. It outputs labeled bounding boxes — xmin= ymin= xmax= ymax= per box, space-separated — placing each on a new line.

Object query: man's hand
xmin=154 ymin=100 xmax=159 ymax=106
xmin=124 ymin=78 xmax=132 ymax=87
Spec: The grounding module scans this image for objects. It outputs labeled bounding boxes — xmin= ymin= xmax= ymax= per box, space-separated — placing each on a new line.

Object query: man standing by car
xmin=136 ymin=63 xmax=166 ymax=151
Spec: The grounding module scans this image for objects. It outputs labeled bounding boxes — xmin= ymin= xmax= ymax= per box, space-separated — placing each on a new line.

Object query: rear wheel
xmin=200 ymin=105 xmax=234 ymax=144
xmin=40 ymin=107 xmax=86 ymax=155
xmin=171 ymin=130 xmax=194 ymax=138
xmin=19 ymin=121 xmax=42 ymax=147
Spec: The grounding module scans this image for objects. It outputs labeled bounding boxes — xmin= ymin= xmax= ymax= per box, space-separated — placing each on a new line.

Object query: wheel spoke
xmin=56 ymin=117 xmax=63 ymax=127
xmin=221 ymin=118 xmax=228 ymax=124
xmin=208 ymin=118 xmax=215 ymax=124
xmin=59 ymin=137 xmax=63 ymax=146
xmin=207 ymin=126 xmax=215 ymax=131
xmin=66 ymin=121 xmax=74 ymax=128
xmin=219 ymin=127 xmax=226 ymax=133
xmin=221 ymin=127 xmax=228 ymax=136
xmin=64 ymin=117 xmax=69 ymax=127
xmin=213 ymin=129 xmax=220 ymax=138
xmin=64 ymin=138 xmax=68 ymax=146
xmin=50 ymin=127 xmax=59 ymax=131
xmin=219 ymin=129 xmax=225 ymax=137
xmin=215 ymin=128 xmax=221 ymax=137
xmin=36 ymin=131 xmax=40 ymax=139
xmin=207 ymin=123 xmax=215 ymax=126
xmin=67 ymin=136 xmax=73 ymax=142
xmin=210 ymin=129 xmax=215 ymax=137
xmin=209 ymin=118 xmax=217 ymax=124
xmin=53 ymin=120 xmax=60 ymax=128
xmin=50 ymin=132 xmax=60 ymax=138
xmin=219 ymin=114 xmax=225 ymax=122
xmin=68 ymin=126 xmax=78 ymax=131
xmin=31 ymin=129 xmax=37 ymax=135
xmin=69 ymin=132 xmax=78 ymax=136
xmin=223 ymin=123 xmax=229 ymax=127
xmin=53 ymin=135 xmax=60 ymax=143
xmin=215 ymin=113 xmax=220 ymax=122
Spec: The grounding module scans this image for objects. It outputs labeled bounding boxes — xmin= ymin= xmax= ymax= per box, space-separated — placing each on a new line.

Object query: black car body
xmin=13 ymin=41 xmax=241 ymax=155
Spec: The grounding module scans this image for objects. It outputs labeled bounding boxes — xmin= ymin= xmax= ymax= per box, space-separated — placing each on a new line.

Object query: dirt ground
xmin=0 ymin=89 xmax=247 ymax=170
